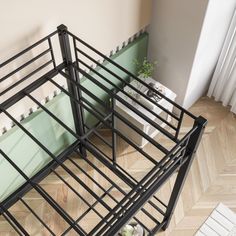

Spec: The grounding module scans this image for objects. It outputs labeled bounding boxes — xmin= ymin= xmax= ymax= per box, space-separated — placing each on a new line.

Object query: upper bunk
xmin=0 ymin=25 xmax=207 ymax=235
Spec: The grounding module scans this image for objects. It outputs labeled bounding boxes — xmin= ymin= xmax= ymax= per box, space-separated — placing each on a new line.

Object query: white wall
xmin=0 ymin=0 xmax=152 ymax=62
xmin=0 ymin=0 xmax=152 ymax=130
xmin=183 ymin=0 xmax=236 ymax=108
xmin=148 ymin=0 xmax=208 ymax=105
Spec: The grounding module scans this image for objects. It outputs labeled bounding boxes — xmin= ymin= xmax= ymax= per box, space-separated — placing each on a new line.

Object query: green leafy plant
xmin=131 ymin=58 xmax=157 ymax=92
xmin=133 ymin=58 xmax=157 ymax=79
xmin=119 ymin=223 xmax=144 ymax=236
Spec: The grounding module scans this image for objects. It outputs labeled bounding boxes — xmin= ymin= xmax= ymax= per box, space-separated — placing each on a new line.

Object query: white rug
xmin=195 ymin=203 xmax=236 ymax=236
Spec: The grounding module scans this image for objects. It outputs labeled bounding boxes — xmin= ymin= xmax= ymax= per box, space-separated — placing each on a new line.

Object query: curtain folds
xmin=208 ymin=9 xmax=236 ymax=114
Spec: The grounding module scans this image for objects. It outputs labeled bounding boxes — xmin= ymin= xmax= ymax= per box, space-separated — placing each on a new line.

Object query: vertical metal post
xmin=57 ymin=24 xmax=86 ymax=157
xmin=162 ymin=116 xmax=207 ymax=230
xmin=175 ymin=110 xmax=184 ymax=139
xmin=111 ymin=89 xmax=117 ymax=165
xmin=73 ymin=37 xmax=87 ymax=142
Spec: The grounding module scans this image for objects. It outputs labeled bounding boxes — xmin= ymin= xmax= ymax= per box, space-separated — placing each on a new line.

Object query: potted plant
xmin=128 ymin=58 xmax=157 ymax=103
xmin=117 ymin=223 xmax=145 ymax=236
xmin=134 ymin=58 xmax=157 ymax=82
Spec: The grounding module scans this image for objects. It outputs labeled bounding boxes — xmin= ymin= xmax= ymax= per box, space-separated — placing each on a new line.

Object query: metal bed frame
xmin=0 ymin=25 xmax=207 ymax=235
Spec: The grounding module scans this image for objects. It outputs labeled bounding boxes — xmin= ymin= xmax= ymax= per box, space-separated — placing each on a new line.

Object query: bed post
xmin=162 ymin=116 xmax=207 ymax=231
xmin=57 ymin=24 xmax=86 ymax=157
xmin=111 ymin=89 xmax=117 ymax=165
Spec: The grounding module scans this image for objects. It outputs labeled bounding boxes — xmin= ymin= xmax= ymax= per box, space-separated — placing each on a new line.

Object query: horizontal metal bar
xmin=59 ymin=70 xmax=112 ymax=112
xmin=36 ymin=185 xmax=86 ymax=235
xmin=0 ymin=30 xmax=57 ymax=68
xmin=94 ymin=152 xmax=188 ymax=236
xmin=83 ymin=113 xmax=112 ymax=139
xmin=110 ymin=160 xmax=166 ymax=217
xmin=161 ymin=146 xmax=187 ymax=173
xmin=80 ymin=96 xmax=107 ymax=119
xmin=150 ymin=219 xmax=167 ymax=235
xmin=1 ymin=212 xmax=24 ymax=236
xmin=0 ymin=48 xmax=51 ymax=83
xmin=84 ymin=124 xmax=112 ymax=148
xmin=68 ymin=30 xmax=197 ymax=120
xmin=0 ymin=203 xmax=30 ymax=236
xmin=106 ymin=158 xmax=168 ymax=217
xmin=82 ymin=136 xmax=137 ymax=188
xmin=73 ymin=150 xmax=129 ymax=197
xmin=0 ymin=140 xmax=79 ymax=213
xmin=106 ymin=145 xmax=189 ymax=230
xmin=147 ymin=199 xmax=166 ymax=216
xmin=50 ymin=78 xmax=160 ymax=165
xmin=0 ymin=63 xmax=65 ymax=110
xmin=2 ymin=107 xmax=111 ymax=211
xmin=112 ymin=155 xmax=189 ymax=236
xmin=51 ymin=169 xmax=104 ymax=219
xmin=1 ymin=95 xmax=193 ymax=234
xmin=66 ymin=158 xmax=113 ymax=204
xmin=76 ymin=48 xmax=178 ymax=123
xmin=27 ymin=81 xmax=107 ymax=156
xmin=0 ymin=149 xmax=85 ymax=235
xmin=77 ymin=57 xmax=178 ymax=131
xmin=0 ymin=106 xmax=114 ymax=221
xmin=20 ymin=198 xmax=56 ymax=236
xmin=53 ymin=164 xmax=109 ymax=218
xmin=61 ymin=186 xmax=113 ymax=236
xmin=96 ymin=143 xmax=166 ymax=217
xmin=1 ymin=60 xmax=53 ymax=96
xmin=109 ymin=165 xmax=166 ymax=220
xmin=62 ymin=181 xmax=152 ymax=236
xmin=73 ymin=64 xmax=177 ymax=144
xmin=68 ymin=153 xmax=156 ymax=232
xmin=0 ymin=100 xmax=79 ymax=156
xmin=86 ymin=139 xmax=113 ymax=162
xmin=26 ymin=92 xmax=79 ymax=140
xmin=88 ymin=128 xmax=197 ymax=235
xmin=153 ymin=196 xmax=167 ymax=209
xmin=57 ymin=71 xmax=169 ymax=154
xmin=68 ymin=158 xmax=116 ymax=206
xmin=72 ymin=151 xmax=158 ymax=229
xmin=79 ymin=97 xmax=161 ymax=166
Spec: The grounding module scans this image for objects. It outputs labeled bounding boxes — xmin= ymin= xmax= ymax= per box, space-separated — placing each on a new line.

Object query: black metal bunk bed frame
xmin=0 ymin=25 xmax=207 ymax=235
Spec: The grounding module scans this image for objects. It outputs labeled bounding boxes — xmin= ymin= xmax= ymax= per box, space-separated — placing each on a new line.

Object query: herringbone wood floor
xmin=159 ymin=97 xmax=236 ymax=236
xmin=0 ymin=97 xmax=235 ymax=235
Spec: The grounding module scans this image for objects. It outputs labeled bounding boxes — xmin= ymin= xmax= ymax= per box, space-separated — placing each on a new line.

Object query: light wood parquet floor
xmin=159 ymin=97 xmax=236 ymax=236
xmin=0 ymin=97 xmax=235 ymax=235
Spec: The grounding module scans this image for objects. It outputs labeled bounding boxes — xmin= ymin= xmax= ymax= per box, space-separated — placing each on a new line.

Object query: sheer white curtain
xmin=208 ymin=8 xmax=236 ymax=114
